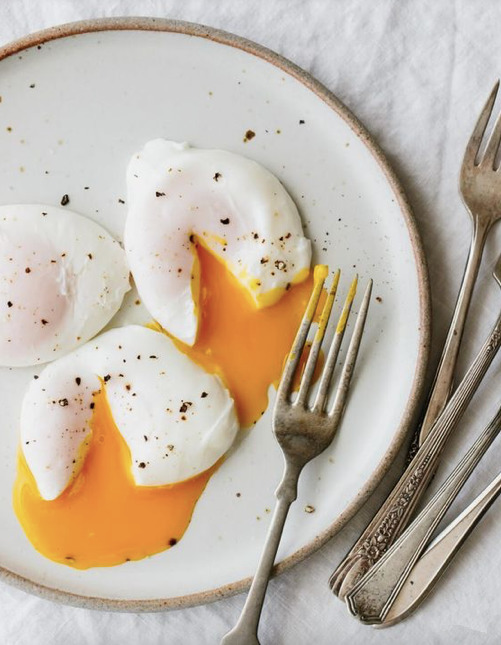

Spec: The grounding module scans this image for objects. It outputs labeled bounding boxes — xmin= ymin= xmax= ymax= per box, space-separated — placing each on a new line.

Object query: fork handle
xmin=329 ymin=309 xmax=501 ymax=599
xmin=345 ymin=404 xmax=501 ymax=624
xmin=418 ymin=218 xmax=490 ymax=444
xmin=221 ymin=460 xmax=302 ymax=645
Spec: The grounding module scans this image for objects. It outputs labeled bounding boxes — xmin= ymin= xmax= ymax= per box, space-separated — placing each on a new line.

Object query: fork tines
xmin=464 ymin=79 xmax=501 ymax=169
xmin=277 ymin=266 xmax=372 ymax=416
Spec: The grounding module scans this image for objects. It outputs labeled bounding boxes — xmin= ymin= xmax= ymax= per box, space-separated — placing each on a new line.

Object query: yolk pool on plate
xmin=161 ymin=243 xmax=322 ymax=428
xmin=13 ymin=387 xmax=219 ymax=569
xmin=14 ymin=244 xmax=324 ymax=569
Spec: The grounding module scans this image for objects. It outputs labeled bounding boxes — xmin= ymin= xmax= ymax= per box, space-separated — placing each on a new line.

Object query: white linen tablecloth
xmin=2 ymin=1 xmax=501 ymax=643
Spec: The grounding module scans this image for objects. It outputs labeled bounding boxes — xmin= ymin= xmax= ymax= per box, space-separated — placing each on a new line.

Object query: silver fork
xmin=330 ymin=80 xmax=501 ymax=598
xmin=221 ymin=270 xmax=373 ymax=645
xmin=418 ymin=80 xmax=501 ymax=444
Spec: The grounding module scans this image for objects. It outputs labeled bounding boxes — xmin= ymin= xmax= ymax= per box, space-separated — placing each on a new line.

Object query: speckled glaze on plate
xmin=0 ymin=18 xmax=430 ymax=611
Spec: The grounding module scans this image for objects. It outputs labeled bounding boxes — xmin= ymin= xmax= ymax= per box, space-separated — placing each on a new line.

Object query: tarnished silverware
xmin=419 ymin=80 xmax=501 ymax=443
xmin=345 ymin=402 xmax=501 ymax=624
xmin=330 ymin=82 xmax=501 ymax=598
xmin=331 ymin=255 xmax=501 ymax=600
xmin=221 ymin=268 xmax=372 ymax=645
xmin=384 ymin=465 xmax=501 ymax=625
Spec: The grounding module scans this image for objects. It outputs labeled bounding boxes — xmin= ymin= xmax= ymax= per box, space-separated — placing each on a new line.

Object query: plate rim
xmin=0 ymin=16 xmax=431 ymax=612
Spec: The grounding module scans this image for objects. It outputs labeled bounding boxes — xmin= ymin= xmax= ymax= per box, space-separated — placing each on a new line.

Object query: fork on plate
xmin=221 ymin=267 xmax=372 ymax=645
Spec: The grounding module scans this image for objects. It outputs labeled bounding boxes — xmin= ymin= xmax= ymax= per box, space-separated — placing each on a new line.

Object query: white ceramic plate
xmin=0 ymin=18 xmax=430 ymax=611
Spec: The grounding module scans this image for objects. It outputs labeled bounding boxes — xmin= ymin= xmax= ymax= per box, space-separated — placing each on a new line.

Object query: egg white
xmin=20 ymin=325 xmax=238 ymax=501
xmin=125 ymin=139 xmax=311 ymax=345
xmin=0 ymin=204 xmax=130 ymax=367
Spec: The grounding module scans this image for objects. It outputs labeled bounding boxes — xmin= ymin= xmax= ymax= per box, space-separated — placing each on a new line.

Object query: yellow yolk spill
xmin=156 ymin=244 xmax=323 ymax=427
xmin=13 ymin=388 xmax=218 ymax=569
xmin=14 ymin=244 xmax=327 ymax=569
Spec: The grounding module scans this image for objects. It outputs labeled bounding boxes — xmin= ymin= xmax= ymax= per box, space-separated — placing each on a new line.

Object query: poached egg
xmin=19 ymin=325 xmax=238 ymax=501
xmin=124 ymin=139 xmax=311 ymax=345
xmin=0 ymin=204 xmax=130 ymax=367
xmin=14 ymin=325 xmax=238 ymax=568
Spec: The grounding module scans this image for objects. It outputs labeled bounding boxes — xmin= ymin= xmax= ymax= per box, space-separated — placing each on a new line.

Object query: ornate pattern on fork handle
xmin=359 ymin=455 xmax=432 ymax=567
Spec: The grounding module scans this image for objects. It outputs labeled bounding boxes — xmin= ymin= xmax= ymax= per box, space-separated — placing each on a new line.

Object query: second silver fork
xmin=420 ymin=79 xmax=501 ymax=442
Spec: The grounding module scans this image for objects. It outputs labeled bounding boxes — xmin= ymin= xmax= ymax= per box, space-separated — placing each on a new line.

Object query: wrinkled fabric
xmin=2 ymin=1 xmax=501 ymax=643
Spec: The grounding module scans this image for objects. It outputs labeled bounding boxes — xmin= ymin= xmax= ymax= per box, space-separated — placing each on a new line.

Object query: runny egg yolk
xmin=160 ymin=243 xmax=322 ymax=428
xmin=14 ymin=244 xmax=323 ymax=569
xmin=13 ymin=387 xmax=218 ymax=569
